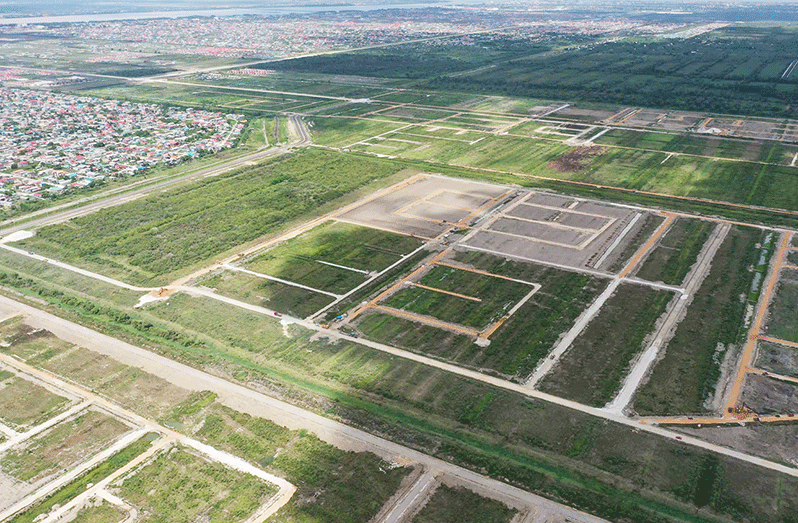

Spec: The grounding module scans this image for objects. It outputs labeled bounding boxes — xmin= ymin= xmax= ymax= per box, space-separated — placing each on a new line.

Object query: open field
xmin=116 ymin=445 xmax=277 ymax=523
xmin=16 ymin=149 xmax=407 ymax=286
xmin=0 ymin=371 xmax=71 ymax=430
xmin=411 ymin=484 xmax=516 ymax=523
xmin=755 ymin=340 xmax=798 ymax=378
xmin=739 ymin=374 xmax=798 ymax=415
xmin=539 ymin=283 xmax=674 ymax=407
xmin=634 ymin=217 xmax=715 ymax=285
xmin=764 ymin=268 xmax=798 ymax=342
xmin=634 ymin=226 xmax=766 ymax=415
xmin=69 ymin=502 xmax=127 ymax=523
xmin=1 ymin=409 xmax=130 ymax=482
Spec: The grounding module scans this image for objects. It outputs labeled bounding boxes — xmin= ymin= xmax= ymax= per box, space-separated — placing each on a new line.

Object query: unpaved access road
xmin=0 ymin=294 xmax=606 ymax=523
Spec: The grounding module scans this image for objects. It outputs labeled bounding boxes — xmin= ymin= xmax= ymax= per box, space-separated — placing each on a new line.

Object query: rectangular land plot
xmin=115 ymin=445 xmax=276 ymax=523
xmin=464 ymin=192 xmax=646 ymax=272
xmin=336 ymin=175 xmax=509 ymax=239
xmin=1 ymin=408 xmax=131 ymax=482
xmin=755 ymin=340 xmax=798 ymax=378
xmin=634 ymin=217 xmax=715 ymax=285
xmin=539 ymin=283 xmax=674 ymax=407
xmin=411 ymin=483 xmax=517 ymax=523
xmin=764 ymin=268 xmax=798 ymax=343
xmin=380 ymin=265 xmax=536 ymax=331
xmin=739 ymin=374 xmax=798 ymax=415
xmin=0 ymin=370 xmax=72 ymax=430
xmin=200 ymin=269 xmax=335 ymax=317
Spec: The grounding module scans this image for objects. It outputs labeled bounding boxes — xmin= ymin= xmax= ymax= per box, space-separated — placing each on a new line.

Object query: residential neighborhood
xmin=0 ymin=87 xmax=244 ymax=206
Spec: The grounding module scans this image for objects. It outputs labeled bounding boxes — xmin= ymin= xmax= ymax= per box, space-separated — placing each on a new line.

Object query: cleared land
xmin=755 ymin=340 xmax=798 ymax=378
xmin=539 ymin=283 xmax=674 ymax=407
xmin=17 ymin=149 xmax=406 ymax=286
xmin=634 ymin=226 xmax=766 ymax=415
xmin=1 ymin=409 xmax=129 ymax=482
xmin=764 ymin=268 xmax=798 ymax=342
xmin=355 ymin=250 xmax=607 ymax=379
xmin=116 ymin=446 xmax=277 ymax=523
xmin=634 ymin=218 xmax=715 ymax=285
xmin=739 ymin=374 xmax=798 ymax=415
xmin=0 ymin=372 xmax=71 ymax=430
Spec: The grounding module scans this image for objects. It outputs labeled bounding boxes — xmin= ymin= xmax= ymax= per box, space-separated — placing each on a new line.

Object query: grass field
xmin=635 ymin=218 xmax=715 ymax=285
xmin=381 ymin=265 xmax=532 ymax=330
xmin=1 ymin=409 xmax=129 ymax=482
xmin=200 ymin=270 xmax=335 ymax=317
xmin=412 ymin=484 xmax=516 ymax=523
xmin=0 ymin=373 xmax=71 ymax=430
xmin=634 ymin=226 xmax=765 ymax=415
xmin=355 ymin=251 xmax=607 ymax=379
xmin=241 ymin=220 xmax=421 ymax=295
xmin=539 ymin=284 xmax=674 ymax=407
xmin=118 ymin=446 xmax=276 ymax=523
xmin=17 ymin=149 xmax=407 ymax=286
xmin=70 ymin=503 xmax=127 ymax=523
xmin=3 ymin=277 xmax=798 ymax=523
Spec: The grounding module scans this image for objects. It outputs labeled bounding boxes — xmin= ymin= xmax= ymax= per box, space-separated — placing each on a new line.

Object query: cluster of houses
xmin=0 ymin=87 xmax=245 ymax=206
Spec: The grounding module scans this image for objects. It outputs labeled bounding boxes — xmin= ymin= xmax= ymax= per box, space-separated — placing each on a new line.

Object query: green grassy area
xmin=412 ymin=484 xmax=516 ymax=523
xmin=119 ymin=446 xmax=277 ymax=523
xmin=8 ymin=434 xmax=156 ymax=523
xmin=199 ymin=270 xmax=335 ymax=318
xmin=1 ymin=272 xmax=797 ymax=523
xmin=539 ymin=284 xmax=674 ymax=407
xmin=0 ymin=373 xmax=70 ymax=430
xmin=309 ymin=116 xmax=406 ymax=147
xmin=69 ymin=503 xmax=127 ymax=523
xmin=635 ymin=218 xmax=716 ymax=285
xmin=17 ymin=149 xmax=406 ymax=286
xmin=634 ymin=226 xmax=766 ymax=415
xmin=1 ymin=409 xmax=129 ymax=482
xmin=240 ymin=220 xmax=421 ymax=295
xmin=382 ymin=265 xmax=532 ymax=330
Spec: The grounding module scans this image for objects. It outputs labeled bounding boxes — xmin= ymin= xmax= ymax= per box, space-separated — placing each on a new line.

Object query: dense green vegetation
xmin=539 ymin=284 xmax=674 ymax=406
xmin=425 ymin=26 xmax=798 ymax=117
xmin=634 ymin=226 xmax=766 ymax=415
xmin=18 ymin=149 xmax=405 ymax=286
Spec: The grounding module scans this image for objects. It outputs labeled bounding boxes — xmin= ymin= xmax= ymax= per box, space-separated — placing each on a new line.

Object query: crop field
xmin=411 ymin=484 xmax=516 ymax=523
xmin=634 ymin=217 xmax=715 ymax=285
xmin=0 ymin=370 xmax=72 ymax=431
xmin=16 ymin=149 xmax=406 ymax=286
xmin=116 ymin=446 xmax=277 ymax=523
xmin=634 ymin=226 xmax=766 ymax=415
xmin=539 ymin=283 xmax=674 ymax=407
xmin=1 ymin=409 xmax=130 ymax=482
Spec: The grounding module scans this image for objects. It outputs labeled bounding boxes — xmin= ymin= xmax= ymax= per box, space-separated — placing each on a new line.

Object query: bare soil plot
xmin=115 ymin=445 xmax=276 ymax=523
xmin=739 ymin=374 xmax=798 ymax=415
xmin=755 ymin=340 xmax=798 ymax=378
xmin=634 ymin=217 xmax=715 ymax=285
xmin=548 ymin=146 xmax=606 ymax=173
xmin=411 ymin=483 xmax=516 ymax=523
xmin=0 ymin=371 xmax=71 ymax=430
xmin=464 ymin=192 xmax=645 ymax=272
xmin=335 ymin=175 xmax=508 ymax=239
xmin=539 ymin=284 xmax=674 ymax=407
xmin=1 ymin=409 xmax=130 ymax=482
xmin=556 ymin=106 xmax=617 ymax=123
